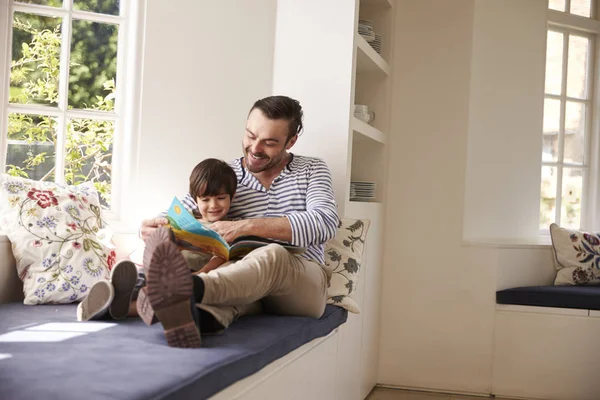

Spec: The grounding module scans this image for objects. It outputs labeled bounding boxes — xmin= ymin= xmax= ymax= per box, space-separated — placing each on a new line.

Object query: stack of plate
xmin=358 ymin=19 xmax=375 ymax=42
xmin=350 ymin=181 xmax=376 ymax=201
xmin=370 ymin=33 xmax=382 ymax=54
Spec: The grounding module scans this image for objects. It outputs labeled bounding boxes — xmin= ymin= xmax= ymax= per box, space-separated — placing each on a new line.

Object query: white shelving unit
xmin=356 ymin=34 xmax=391 ymax=76
xmin=272 ymin=1 xmax=393 ymax=398
xmin=362 ymin=0 xmax=394 ymax=7
xmin=352 ymin=117 xmax=386 ymax=145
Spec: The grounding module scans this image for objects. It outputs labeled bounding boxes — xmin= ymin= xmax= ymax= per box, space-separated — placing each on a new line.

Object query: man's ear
xmin=286 ymin=134 xmax=298 ymax=150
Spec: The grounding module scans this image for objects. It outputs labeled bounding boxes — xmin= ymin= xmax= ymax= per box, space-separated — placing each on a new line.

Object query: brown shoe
xmin=144 ymin=227 xmax=201 ymax=348
xmin=136 ymin=287 xmax=158 ymax=325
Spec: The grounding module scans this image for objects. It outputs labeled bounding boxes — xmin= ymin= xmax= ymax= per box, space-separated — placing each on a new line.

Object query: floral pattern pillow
xmin=325 ymin=218 xmax=371 ymax=313
xmin=550 ymin=223 xmax=600 ymax=285
xmin=0 ymin=174 xmax=114 ymax=304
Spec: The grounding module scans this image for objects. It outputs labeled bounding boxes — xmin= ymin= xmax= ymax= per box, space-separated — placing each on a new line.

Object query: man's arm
xmin=285 ymin=158 xmax=339 ymax=246
xmin=210 ymin=217 xmax=292 ymax=243
xmin=139 ymin=196 xmax=198 ymax=242
xmin=211 ymin=158 xmax=339 ymax=246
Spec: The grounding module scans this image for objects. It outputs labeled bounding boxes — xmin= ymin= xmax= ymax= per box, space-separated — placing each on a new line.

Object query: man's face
xmin=242 ymin=109 xmax=297 ymax=174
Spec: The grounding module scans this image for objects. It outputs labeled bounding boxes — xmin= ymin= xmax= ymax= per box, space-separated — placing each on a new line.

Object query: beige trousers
xmin=191 ymin=243 xmax=329 ymax=329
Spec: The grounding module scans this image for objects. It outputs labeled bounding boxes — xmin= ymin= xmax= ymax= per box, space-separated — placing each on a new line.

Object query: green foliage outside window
xmin=7 ymin=11 xmax=118 ymax=208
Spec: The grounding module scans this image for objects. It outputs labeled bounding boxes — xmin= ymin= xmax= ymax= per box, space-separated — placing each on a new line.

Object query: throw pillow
xmin=550 ymin=223 xmax=600 ymax=285
xmin=325 ymin=218 xmax=371 ymax=313
xmin=0 ymin=174 xmax=114 ymax=305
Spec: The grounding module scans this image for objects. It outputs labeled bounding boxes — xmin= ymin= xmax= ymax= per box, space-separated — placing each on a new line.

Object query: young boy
xmin=180 ymin=158 xmax=237 ymax=274
xmin=77 ymin=158 xmax=237 ymax=322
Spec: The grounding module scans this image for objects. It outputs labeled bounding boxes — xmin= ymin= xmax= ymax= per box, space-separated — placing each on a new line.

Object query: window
xmin=0 ymin=0 xmax=136 ymax=214
xmin=541 ymin=0 xmax=600 ymax=231
xmin=550 ymin=0 xmax=593 ymax=17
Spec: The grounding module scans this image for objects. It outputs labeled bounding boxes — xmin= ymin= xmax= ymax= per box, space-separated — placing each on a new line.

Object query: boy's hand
xmin=210 ymin=220 xmax=248 ymax=243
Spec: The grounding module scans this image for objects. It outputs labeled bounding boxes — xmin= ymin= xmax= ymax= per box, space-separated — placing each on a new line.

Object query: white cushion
xmin=325 ymin=218 xmax=371 ymax=313
xmin=0 ymin=175 xmax=114 ymax=304
xmin=550 ymin=223 xmax=600 ymax=285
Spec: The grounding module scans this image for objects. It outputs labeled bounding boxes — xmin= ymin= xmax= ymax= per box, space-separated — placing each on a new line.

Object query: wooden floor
xmin=367 ymin=387 xmax=536 ymax=400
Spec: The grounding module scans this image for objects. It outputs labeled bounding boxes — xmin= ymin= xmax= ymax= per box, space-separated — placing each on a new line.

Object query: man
xmin=140 ymin=95 xmax=339 ymax=348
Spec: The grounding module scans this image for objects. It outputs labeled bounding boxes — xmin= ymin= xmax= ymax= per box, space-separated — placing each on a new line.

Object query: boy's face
xmin=196 ymin=192 xmax=231 ymax=222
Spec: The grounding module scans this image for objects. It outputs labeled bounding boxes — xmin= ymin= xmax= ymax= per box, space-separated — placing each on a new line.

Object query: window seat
xmin=0 ymin=302 xmax=347 ymax=400
xmin=493 ymin=284 xmax=600 ymax=400
xmin=496 ymin=285 xmax=600 ymax=311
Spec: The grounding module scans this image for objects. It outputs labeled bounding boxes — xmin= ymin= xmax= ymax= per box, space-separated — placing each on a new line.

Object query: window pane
xmin=540 ymin=166 xmax=558 ymax=230
xmin=15 ymin=0 xmax=62 ymax=6
xmin=564 ymin=102 xmax=586 ymax=164
xmin=549 ymin=0 xmax=566 ymax=11
xmin=73 ymin=0 xmax=120 ymax=16
xmin=6 ymin=113 xmax=56 ymax=181
xmin=66 ymin=118 xmax=113 ymax=208
xmin=570 ymin=0 xmax=592 ymax=17
xmin=10 ymin=12 xmax=62 ymax=106
xmin=561 ymin=168 xmax=583 ymax=229
xmin=566 ymin=35 xmax=590 ymax=99
xmin=543 ymin=98 xmax=561 ymax=162
xmin=69 ymin=20 xmax=118 ymax=111
xmin=545 ymin=31 xmax=563 ymax=95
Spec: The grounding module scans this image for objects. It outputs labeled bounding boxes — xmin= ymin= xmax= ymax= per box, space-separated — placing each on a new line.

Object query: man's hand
xmin=210 ymin=220 xmax=249 ymax=243
xmin=140 ymin=217 xmax=169 ymax=242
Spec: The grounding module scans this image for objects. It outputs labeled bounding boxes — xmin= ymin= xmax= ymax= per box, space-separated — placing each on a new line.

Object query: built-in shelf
xmin=352 ymin=117 xmax=386 ymax=145
xmin=361 ymin=0 xmax=393 ymax=8
xmin=349 ymin=199 xmax=382 ymax=204
xmin=355 ymin=34 xmax=390 ymax=75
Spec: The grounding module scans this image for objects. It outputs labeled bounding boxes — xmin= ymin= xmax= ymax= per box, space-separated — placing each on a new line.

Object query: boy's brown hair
xmin=189 ymin=158 xmax=237 ymax=201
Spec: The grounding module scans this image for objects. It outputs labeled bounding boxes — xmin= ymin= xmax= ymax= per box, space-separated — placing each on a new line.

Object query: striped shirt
xmin=180 ymin=154 xmax=339 ymax=265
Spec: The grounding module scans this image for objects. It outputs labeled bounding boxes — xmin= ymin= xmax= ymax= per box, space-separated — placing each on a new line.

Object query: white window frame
xmin=0 ymin=0 xmax=145 ymax=230
xmin=544 ymin=9 xmax=600 ymax=232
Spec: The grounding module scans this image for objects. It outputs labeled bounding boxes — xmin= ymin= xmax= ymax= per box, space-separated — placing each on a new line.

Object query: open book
xmin=166 ymin=197 xmax=305 ymax=261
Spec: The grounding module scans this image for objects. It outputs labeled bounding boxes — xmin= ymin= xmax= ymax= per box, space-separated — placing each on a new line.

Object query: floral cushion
xmin=325 ymin=218 xmax=371 ymax=313
xmin=0 ymin=174 xmax=114 ymax=305
xmin=550 ymin=223 xmax=600 ymax=285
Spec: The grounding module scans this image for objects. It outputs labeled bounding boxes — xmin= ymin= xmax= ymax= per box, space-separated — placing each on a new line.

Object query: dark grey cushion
xmin=0 ymin=303 xmax=347 ymax=400
xmin=497 ymin=285 xmax=600 ymax=310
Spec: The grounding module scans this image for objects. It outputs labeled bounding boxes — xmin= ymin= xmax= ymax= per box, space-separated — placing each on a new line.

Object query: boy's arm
xmin=196 ymin=256 xmax=225 ymax=274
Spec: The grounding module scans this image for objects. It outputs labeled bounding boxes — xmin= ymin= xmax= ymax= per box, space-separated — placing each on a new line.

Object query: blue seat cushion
xmin=496 ymin=285 xmax=600 ymax=310
xmin=0 ymin=303 xmax=347 ymax=400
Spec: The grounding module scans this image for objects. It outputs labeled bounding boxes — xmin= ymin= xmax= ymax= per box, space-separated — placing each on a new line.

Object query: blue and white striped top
xmin=180 ymin=154 xmax=339 ymax=265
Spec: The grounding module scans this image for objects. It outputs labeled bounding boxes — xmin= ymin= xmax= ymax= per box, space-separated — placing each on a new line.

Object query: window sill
xmin=463 ymin=237 xmax=552 ymax=249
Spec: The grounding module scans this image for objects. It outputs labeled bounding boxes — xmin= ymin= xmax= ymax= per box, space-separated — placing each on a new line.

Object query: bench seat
xmin=0 ymin=302 xmax=347 ymax=400
xmin=496 ymin=285 xmax=600 ymax=311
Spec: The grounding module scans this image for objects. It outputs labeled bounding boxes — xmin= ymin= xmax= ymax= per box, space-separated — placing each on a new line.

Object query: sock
xmin=189 ymin=296 xmax=201 ymax=327
xmin=192 ymin=275 xmax=205 ymax=303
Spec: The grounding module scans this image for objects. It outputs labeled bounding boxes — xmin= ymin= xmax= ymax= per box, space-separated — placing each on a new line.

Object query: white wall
xmin=463 ymin=0 xmax=547 ymax=242
xmin=379 ymin=0 xmax=551 ymax=395
xmin=272 ymin=0 xmax=356 ymax=213
xmin=127 ymin=0 xmax=277 ymax=226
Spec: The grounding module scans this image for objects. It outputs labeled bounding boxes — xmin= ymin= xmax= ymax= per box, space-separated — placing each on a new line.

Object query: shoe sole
xmin=144 ymin=227 xmax=201 ymax=348
xmin=77 ymin=280 xmax=114 ymax=321
xmin=136 ymin=287 xmax=157 ymax=326
xmin=108 ymin=260 xmax=139 ymax=320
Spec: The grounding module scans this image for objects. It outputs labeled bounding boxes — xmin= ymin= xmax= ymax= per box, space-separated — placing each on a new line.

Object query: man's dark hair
xmin=189 ymin=158 xmax=237 ymax=201
xmin=249 ymin=95 xmax=304 ymax=141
